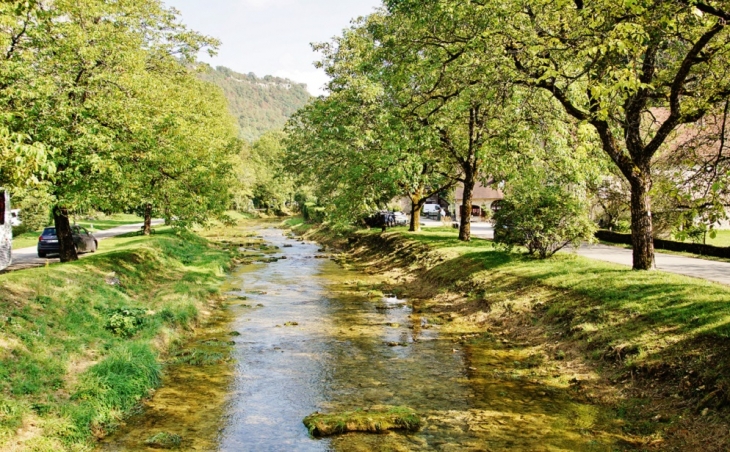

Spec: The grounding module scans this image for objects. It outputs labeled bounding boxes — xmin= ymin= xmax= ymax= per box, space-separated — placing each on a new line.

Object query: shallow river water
xmin=99 ymin=226 xmax=629 ymax=451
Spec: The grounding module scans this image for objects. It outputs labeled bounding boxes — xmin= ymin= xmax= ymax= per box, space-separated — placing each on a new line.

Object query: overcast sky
xmin=164 ymin=0 xmax=383 ymax=95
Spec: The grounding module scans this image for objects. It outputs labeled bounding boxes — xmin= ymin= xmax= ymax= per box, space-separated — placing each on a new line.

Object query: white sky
xmin=164 ymin=0 xmax=383 ymax=95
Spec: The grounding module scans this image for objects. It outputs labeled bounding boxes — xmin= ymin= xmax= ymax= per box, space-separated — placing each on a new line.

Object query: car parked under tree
xmin=37 ymin=226 xmax=98 ymax=258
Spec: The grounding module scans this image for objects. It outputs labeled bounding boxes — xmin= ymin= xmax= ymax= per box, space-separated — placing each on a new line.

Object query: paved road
xmin=4 ymin=220 xmax=163 ymax=272
xmin=421 ymin=218 xmax=496 ymax=238
xmin=569 ymin=243 xmax=730 ymax=286
xmin=426 ymin=219 xmax=730 ymax=286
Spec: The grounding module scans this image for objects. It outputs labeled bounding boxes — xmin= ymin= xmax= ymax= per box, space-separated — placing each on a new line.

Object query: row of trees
xmin=1 ymin=0 xmax=240 ymax=261
xmin=286 ymin=0 xmax=730 ymax=270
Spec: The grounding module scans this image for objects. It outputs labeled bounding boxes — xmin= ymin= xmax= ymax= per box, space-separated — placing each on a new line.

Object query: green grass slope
xmin=0 ymin=229 xmax=234 ymax=451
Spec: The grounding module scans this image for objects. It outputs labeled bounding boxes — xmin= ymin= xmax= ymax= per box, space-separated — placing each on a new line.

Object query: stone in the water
xmin=303 ymin=406 xmax=421 ymax=437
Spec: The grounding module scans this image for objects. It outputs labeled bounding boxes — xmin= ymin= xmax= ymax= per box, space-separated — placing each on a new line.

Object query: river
xmin=99 ymin=224 xmax=629 ymax=451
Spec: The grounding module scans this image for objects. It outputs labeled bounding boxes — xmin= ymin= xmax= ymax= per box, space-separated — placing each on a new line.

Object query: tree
xmin=250 ymin=131 xmax=296 ymax=214
xmin=386 ymin=0 xmax=730 ymax=269
xmin=285 ymin=89 xmax=405 ymax=227
xmin=414 ymin=89 xmax=521 ymax=241
xmin=286 ymin=20 xmax=459 ymax=230
xmin=0 ymin=2 xmax=56 ymax=191
xmin=365 ymin=7 xmax=527 ymax=241
xmin=121 ymin=71 xmax=240 ymax=234
xmin=499 ymin=0 xmax=730 ymax=269
xmin=2 ymin=0 xmax=219 ymax=261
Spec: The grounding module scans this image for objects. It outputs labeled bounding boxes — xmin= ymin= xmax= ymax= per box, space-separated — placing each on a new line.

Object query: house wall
xmin=453 ymin=182 xmax=504 ymax=220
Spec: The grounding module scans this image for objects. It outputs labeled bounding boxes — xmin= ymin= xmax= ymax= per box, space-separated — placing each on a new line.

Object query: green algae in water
xmin=169 ymin=349 xmax=227 ymax=366
xmin=303 ymin=406 xmax=421 ymax=437
xmin=144 ymin=431 xmax=182 ymax=449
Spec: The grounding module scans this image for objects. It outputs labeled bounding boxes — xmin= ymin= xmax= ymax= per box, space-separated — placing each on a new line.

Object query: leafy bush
xmin=302 ymin=201 xmax=326 ymax=223
xmin=104 ymin=308 xmax=147 ymax=337
xmin=613 ymin=220 xmax=631 ymax=233
xmin=494 ymin=183 xmax=595 ymax=258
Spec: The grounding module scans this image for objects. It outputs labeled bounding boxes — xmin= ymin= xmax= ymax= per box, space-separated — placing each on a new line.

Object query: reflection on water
xmin=99 ymin=225 xmax=629 ymax=451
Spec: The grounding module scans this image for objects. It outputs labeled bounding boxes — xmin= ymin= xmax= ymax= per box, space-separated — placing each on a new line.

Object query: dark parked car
xmin=364 ymin=211 xmax=396 ymax=231
xmin=37 ymin=226 xmax=98 ymax=257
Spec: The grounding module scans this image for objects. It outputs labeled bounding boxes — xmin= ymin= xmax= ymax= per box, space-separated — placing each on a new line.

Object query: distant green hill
xmin=201 ymin=66 xmax=312 ymax=142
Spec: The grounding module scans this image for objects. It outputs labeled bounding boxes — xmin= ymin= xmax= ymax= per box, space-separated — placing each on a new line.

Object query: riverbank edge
xmin=0 ymin=228 xmax=246 ymax=451
xmin=290 ymin=222 xmax=730 ymax=451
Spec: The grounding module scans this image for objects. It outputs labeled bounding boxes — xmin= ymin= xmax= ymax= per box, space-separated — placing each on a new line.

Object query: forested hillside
xmin=202 ymin=66 xmax=311 ymax=142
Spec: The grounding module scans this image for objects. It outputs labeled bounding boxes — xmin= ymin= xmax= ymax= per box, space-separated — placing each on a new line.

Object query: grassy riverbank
xmin=0 ymin=229 xmax=236 ymax=451
xmin=297 ymin=222 xmax=730 ymax=450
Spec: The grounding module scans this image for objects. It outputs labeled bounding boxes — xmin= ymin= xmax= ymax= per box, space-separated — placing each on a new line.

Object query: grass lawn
xmin=706 ymin=229 xmax=730 ymax=247
xmin=0 ymin=228 xmax=236 ymax=451
xmin=667 ymin=229 xmax=730 ymax=248
xmin=12 ymin=213 xmax=143 ymax=250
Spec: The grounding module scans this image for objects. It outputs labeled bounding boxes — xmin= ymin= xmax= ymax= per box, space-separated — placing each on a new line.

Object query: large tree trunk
xmin=143 ymin=203 xmax=152 ymax=236
xmin=409 ymin=187 xmax=424 ymax=232
xmin=410 ymin=201 xmax=422 ymax=232
xmin=629 ymin=173 xmax=655 ymax=270
xmin=53 ymin=206 xmax=78 ymax=262
xmin=459 ymin=171 xmax=475 ymax=242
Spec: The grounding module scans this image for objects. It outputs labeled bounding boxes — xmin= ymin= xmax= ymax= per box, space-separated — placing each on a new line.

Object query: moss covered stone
xmin=303 ymin=406 xmax=421 ymax=437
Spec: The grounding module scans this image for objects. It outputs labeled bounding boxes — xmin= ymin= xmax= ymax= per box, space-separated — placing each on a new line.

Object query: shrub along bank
xmin=325 ymin=227 xmax=730 ymax=450
xmin=0 ymin=229 xmax=235 ymax=451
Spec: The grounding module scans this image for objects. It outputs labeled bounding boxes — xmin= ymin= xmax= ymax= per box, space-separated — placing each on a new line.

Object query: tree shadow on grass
xmin=501 ymin=254 xmax=730 ymax=342
xmin=410 ymin=245 xmax=730 ymax=370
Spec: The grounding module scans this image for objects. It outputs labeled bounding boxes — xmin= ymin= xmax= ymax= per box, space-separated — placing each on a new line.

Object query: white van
xmin=422 ymin=203 xmax=441 ymax=214
xmin=10 ymin=209 xmax=20 ymax=227
xmin=0 ymin=189 xmax=11 ymax=271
